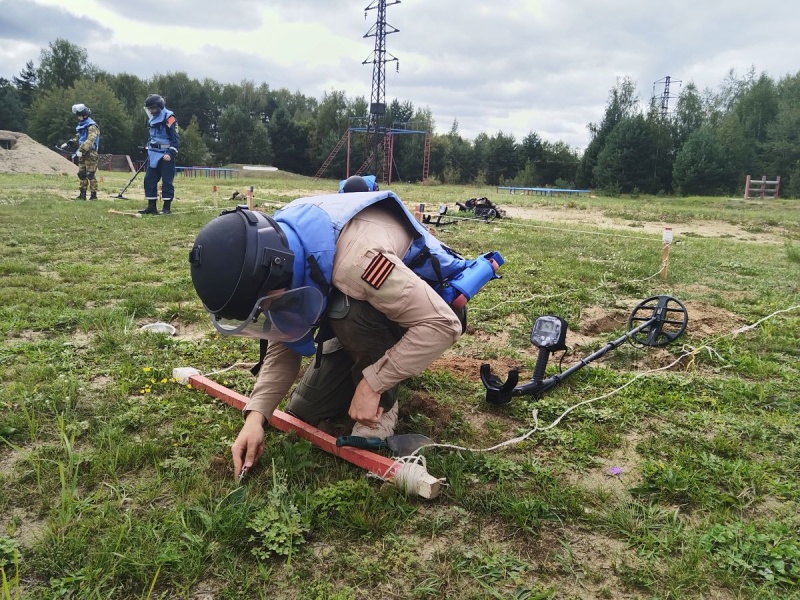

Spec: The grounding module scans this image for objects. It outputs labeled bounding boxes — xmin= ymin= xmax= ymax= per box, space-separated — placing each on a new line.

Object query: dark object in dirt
xmin=456 ymin=197 xmax=506 ymax=219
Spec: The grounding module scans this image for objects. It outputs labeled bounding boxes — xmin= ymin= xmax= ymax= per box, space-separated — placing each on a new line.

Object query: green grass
xmin=1 ymin=171 xmax=799 ymax=599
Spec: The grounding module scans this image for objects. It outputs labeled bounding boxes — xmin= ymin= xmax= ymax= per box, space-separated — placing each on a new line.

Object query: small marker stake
xmin=660 ymin=227 xmax=673 ymax=279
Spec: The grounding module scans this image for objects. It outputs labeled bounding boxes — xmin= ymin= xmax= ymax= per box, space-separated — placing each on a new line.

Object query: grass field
xmin=1 ymin=170 xmax=799 ymax=599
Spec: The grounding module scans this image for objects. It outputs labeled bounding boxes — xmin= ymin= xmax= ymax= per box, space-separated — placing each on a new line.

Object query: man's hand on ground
xmin=348 ymin=378 xmax=383 ymax=427
xmin=231 ymin=411 xmax=267 ymax=479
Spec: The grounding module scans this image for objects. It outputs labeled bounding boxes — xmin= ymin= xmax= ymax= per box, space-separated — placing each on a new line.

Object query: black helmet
xmin=189 ymin=207 xmax=294 ymax=320
xmin=144 ymin=94 xmax=165 ymax=110
xmin=342 ymin=175 xmax=370 ymax=193
xmin=71 ymin=103 xmax=91 ymax=117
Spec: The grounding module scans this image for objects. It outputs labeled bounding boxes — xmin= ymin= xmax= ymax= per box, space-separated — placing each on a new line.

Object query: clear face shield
xmin=210 ymin=286 xmax=324 ymax=342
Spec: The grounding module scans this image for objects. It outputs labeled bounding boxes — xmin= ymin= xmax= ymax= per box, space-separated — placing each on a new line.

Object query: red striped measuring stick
xmin=186 ymin=374 xmax=441 ymax=498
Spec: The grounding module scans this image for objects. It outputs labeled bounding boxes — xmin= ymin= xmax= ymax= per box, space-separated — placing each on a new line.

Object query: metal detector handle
xmin=531 ymin=347 xmax=551 ymax=385
xmin=480 ymin=364 xmax=518 ymax=405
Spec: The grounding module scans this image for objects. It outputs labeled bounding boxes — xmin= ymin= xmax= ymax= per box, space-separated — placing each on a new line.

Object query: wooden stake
xmin=108 ymin=209 xmax=142 ymax=218
xmin=660 ymin=227 xmax=673 ymax=279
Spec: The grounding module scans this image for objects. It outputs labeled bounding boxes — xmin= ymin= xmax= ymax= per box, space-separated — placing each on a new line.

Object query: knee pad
xmin=86 ymin=171 xmax=95 ymax=180
xmin=77 ymin=171 xmax=87 ymax=180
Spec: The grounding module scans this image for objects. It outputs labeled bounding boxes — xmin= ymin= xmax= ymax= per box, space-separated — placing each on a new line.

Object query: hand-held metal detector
xmin=54 ymin=143 xmax=79 ymax=165
xmin=112 ymin=156 xmax=147 ymax=200
xmin=480 ymin=295 xmax=689 ymax=405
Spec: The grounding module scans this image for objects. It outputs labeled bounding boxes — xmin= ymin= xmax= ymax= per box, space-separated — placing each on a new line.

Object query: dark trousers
xmin=144 ymin=158 xmax=176 ymax=199
xmin=285 ymin=291 xmax=405 ymax=424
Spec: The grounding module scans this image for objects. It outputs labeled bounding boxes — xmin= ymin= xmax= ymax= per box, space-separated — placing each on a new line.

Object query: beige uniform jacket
xmin=243 ymin=204 xmax=463 ymax=422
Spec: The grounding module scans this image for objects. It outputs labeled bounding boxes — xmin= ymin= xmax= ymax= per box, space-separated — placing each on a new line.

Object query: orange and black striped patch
xmin=361 ymin=253 xmax=395 ymax=289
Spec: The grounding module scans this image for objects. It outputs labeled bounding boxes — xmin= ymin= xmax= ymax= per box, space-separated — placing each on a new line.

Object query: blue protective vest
xmin=272 ymin=191 xmax=493 ymax=356
xmin=147 ymin=109 xmax=176 ymax=168
xmin=76 ymin=118 xmax=99 ymax=151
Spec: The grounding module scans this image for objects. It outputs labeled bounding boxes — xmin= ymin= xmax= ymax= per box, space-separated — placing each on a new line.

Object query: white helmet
xmin=71 ymin=103 xmax=91 ymax=117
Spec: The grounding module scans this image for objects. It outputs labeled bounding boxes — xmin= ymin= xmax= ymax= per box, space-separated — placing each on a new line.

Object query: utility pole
xmin=362 ymin=0 xmax=400 ymax=176
xmin=651 ymin=75 xmax=681 ymax=182
xmin=653 ymin=75 xmax=681 ymax=119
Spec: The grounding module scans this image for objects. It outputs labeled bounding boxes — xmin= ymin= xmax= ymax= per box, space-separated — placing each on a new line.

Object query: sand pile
xmin=0 ymin=130 xmax=76 ymax=175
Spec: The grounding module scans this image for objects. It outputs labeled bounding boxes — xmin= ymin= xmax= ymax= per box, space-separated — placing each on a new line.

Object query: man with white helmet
xmin=60 ymin=104 xmax=100 ymax=200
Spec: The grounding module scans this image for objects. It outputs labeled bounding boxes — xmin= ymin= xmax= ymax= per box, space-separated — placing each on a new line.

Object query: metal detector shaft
xmin=114 ymin=160 xmax=146 ymax=198
xmin=529 ymin=317 xmax=656 ymax=395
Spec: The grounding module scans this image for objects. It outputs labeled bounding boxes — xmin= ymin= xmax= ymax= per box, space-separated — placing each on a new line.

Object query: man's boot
xmin=161 ymin=200 xmax=172 ymax=215
xmin=76 ymin=190 xmax=87 ymax=200
xmin=138 ymin=199 xmax=159 ymax=215
xmin=89 ymin=191 xmax=98 ymax=201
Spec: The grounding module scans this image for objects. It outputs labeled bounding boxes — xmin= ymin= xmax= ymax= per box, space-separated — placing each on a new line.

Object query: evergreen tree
xmin=176 ymin=116 xmax=209 ymax=167
xmin=0 ymin=78 xmax=26 ymax=132
xmin=268 ymin=106 xmax=308 ymax=173
xmin=577 ymin=77 xmax=640 ymax=188
xmin=594 ymin=114 xmax=659 ymax=194
xmin=672 ymin=126 xmax=732 ymax=195
xmin=12 ymin=60 xmax=38 ymax=109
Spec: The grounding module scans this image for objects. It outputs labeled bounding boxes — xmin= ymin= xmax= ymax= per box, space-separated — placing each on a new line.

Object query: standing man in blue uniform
xmin=61 ymin=103 xmax=100 ymax=200
xmin=139 ymin=94 xmax=180 ymax=215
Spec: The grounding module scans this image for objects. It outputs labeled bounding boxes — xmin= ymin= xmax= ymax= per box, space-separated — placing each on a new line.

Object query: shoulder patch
xmin=166 ymin=115 xmax=177 ymax=127
xmin=361 ymin=253 xmax=395 ymax=289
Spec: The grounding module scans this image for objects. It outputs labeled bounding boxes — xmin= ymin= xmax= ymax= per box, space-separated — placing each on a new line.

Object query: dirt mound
xmin=0 ymin=130 xmax=75 ymax=175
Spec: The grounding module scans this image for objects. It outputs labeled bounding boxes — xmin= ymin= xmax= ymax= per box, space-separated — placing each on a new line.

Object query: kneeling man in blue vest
xmin=188 ymin=176 xmax=504 ymax=478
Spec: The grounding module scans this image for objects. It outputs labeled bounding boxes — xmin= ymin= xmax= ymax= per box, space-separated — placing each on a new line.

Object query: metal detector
xmin=53 ymin=144 xmax=79 ymax=165
xmin=480 ymin=295 xmax=689 ymax=405
xmin=111 ymin=158 xmax=146 ymax=200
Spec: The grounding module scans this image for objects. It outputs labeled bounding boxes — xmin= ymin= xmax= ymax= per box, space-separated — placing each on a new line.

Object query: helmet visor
xmin=210 ymin=286 xmax=324 ymax=342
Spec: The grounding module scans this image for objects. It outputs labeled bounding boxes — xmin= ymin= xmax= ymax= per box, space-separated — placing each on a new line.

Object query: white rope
xmin=414 ymin=302 xmax=800 ymax=456
xmin=202 ymin=362 xmax=257 ymax=377
xmin=368 ymin=454 xmax=447 ymax=496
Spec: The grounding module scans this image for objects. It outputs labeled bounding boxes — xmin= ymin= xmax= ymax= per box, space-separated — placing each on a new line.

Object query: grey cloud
xmin=0 ymin=1 xmax=113 ymax=45
xmin=99 ymin=0 xmax=264 ymax=31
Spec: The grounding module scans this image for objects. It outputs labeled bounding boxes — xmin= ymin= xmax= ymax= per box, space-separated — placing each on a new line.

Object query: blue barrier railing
xmin=496 ymin=186 xmax=592 ymax=196
xmin=176 ymin=166 xmax=238 ymax=179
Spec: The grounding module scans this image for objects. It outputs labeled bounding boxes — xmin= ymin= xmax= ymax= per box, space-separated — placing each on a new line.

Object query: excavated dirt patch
xmin=0 ymin=130 xmax=76 ymax=175
xmin=501 ymin=204 xmax=789 ymax=244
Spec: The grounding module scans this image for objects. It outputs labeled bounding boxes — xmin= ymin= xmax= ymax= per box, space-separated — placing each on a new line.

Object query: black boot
xmin=161 ymin=200 xmax=172 ymax=215
xmin=76 ymin=190 xmax=87 ymax=200
xmin=89 ymin=191 xmax=98 ymax=201
xmin=138 ymin=199 xmax=159 ymax=215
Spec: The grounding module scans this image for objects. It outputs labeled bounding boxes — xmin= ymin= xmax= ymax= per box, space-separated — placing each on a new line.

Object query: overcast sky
xmin=2 ymin=0 xmax=799 ymax=150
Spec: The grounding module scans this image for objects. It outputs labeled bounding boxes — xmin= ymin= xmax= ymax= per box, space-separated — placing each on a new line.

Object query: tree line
xmin=1 ymin=39 xmax=798 ymax=196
